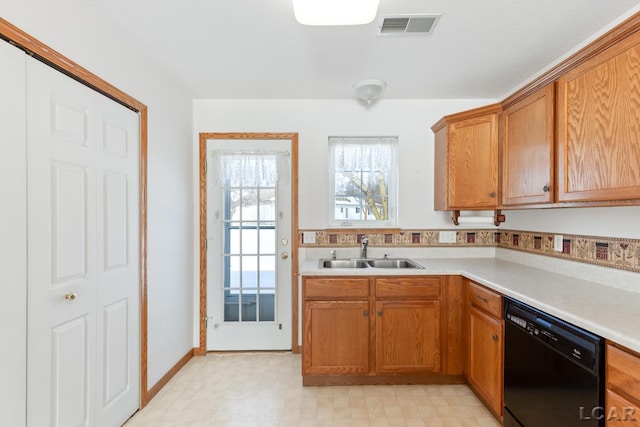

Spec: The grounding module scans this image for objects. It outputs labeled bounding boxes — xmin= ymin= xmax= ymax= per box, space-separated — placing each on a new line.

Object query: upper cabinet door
xmin=557 ymin=31 xmax=640 ymax=202
xmin=502 ymin=83 xmax=555 ymax=206
xmin=447 ymin=112 xmax=500 ymax=209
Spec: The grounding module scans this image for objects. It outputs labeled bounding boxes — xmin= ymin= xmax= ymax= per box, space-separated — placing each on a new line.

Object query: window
xmin=329 ymin=136 xmax=398 ymax=227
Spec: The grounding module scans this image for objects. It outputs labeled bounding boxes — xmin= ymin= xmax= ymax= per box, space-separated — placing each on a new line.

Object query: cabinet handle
xmin=64 ymin=292 xmax=77 ymax=301
xmin=363 ymin=310 xmax=369 ymax=317
xmin=489 ymin=192 xmax=496 ymax=198
xmin=476 ymin=294 xmax=489 ymax=303
xmin=543 ymin=184 xmax=550 ymax=193
xmin=492 ymin=334 xmax=499 ymax=342
xmin=377 ymin=310 xmax=383 ymax=316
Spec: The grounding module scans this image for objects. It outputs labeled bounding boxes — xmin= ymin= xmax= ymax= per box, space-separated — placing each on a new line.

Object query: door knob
xmin=64 ymin=292 xmax=77 ymax=301
xmin=280 ymin=252 xmax=289 ymax=259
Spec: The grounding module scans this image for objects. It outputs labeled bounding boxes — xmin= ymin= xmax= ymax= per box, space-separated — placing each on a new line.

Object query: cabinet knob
xmin=363 ymin=310 xmax=369 ymax=317
xmin=543 ymin=184 xmax=550 ymax=193
xmin=489 ymin=192 xmax=496 ymax=198
xmin=64 ymin=292 xmax=77 ymax=301
xmin=492 ymin=334 xmax=499 ymax=342
xmin=377 ymin=310 xmax=383 ymax=317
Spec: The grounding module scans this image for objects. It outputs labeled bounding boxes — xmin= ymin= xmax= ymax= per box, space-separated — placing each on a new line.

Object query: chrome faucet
xmin=360 ymin=236 xmax=368 ymax=259
xmin=330 ymin=250 xmax=337 ymax=260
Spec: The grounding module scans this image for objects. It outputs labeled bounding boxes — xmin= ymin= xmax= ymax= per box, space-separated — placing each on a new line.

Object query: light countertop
xmin=300 ymin=257 xmax=640 ymax=353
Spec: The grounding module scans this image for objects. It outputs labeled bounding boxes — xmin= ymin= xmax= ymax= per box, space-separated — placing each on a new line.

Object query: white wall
xmin=504 ymin=206 xmax=640 ymax=239
xmin=2 ymin=0 xmax=195 ymax=389
xmin=193 ymin=99 xmax=494 ymax=229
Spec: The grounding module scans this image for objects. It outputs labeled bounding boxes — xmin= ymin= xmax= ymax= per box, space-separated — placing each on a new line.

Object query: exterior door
xmin=26 ymin=56 xmax=140 ymax=427
xmin=206 ymin=137 xmax=292 ymax=350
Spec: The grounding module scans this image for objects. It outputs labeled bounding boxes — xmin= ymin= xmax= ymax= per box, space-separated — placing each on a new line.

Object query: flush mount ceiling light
xmin=293 ymin=0 xmax=380 ymax=26
xmin=353 ymin=79 xmax=387 ymax=104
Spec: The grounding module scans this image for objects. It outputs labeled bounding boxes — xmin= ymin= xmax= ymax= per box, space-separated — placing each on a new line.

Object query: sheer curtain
xmin=330 ymin=136 xmax=397 ymax=174
xmin=210 ymin=150 xmax=290 ymax=187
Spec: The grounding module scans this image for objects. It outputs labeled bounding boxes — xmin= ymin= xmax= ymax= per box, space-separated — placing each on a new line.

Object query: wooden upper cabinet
xmin=502 ymin=83 xmax=555 ymax=206
xmin=557 ymin=30 xmax=640 ymax=202
xmin=432 ymin=104 xmax=501 ymax=210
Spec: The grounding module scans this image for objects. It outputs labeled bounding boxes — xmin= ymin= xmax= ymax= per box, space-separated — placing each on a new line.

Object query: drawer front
xmin=468 ymin=281 xmax=502 ymax=318
xmin=607 ymin=344 xmax=640 ymax=404
xmin=375 ymin=277 xmax=441 ymax=299
xmin=303 ymin=277 xmax=370 ymax=299
xmin=606 ymin=389 xmax=640 ymax=426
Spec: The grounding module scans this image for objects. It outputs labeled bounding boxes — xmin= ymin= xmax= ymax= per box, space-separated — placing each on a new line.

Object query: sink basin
xmin=318 ymin=258 xmax=424 ymax=269
xmin=366 ymin=258 xmax=424 ymax=269
xmin=320 ymin=259 xmax=369 ymax=268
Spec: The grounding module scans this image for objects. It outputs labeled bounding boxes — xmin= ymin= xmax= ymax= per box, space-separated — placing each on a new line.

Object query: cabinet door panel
xmin=302 ymin=301 xmax=369 ymax=375
xmin=375 ymin=301 xmax=441 ymax=373
xmin=557 ymin=33 xmax=640 ymax=202
xmin=448 ymin=114 xmax=499 ymax=208
xmin=502 ymin=83 xmax=555 ymax=206
xmin=468 ymin=306 xmax=503 ymax=417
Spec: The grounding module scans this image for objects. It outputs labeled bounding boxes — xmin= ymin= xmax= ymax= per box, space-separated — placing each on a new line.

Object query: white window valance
xmin=330 ymin=136 xmax=397 ymax=173
xmin=210 ymin=150 xmax=290 ymax=187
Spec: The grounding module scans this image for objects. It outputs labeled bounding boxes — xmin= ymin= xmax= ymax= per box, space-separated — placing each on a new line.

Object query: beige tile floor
xmin=124 ymin=352 xmax=501 ymax=427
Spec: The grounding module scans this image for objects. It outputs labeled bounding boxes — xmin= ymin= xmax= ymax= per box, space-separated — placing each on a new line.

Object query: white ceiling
xmin=87 ymin=0 xmax=640 ymax=100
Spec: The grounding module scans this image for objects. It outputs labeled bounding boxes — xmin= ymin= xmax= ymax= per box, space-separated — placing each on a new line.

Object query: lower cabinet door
xmin=375 ymin=300 xmax=441 ymax=373
xmin=302 ymin=300 xmax=370 ymax=375
xmin=468 ymin=306 xmax=503 ymax=416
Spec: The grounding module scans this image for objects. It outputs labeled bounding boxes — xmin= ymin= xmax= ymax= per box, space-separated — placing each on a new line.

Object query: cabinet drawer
xmin=606 ymin=389 xmax=640 ymax=426
xmin=607 ymin=344 xmax=640 ymax=404
xmin=303 ymin=277 xmax=370 ymax=299
xmin=375 ymin=277 xmax=441 ymax=299
xmin=468 ymin=281 xmax=502 ymax=318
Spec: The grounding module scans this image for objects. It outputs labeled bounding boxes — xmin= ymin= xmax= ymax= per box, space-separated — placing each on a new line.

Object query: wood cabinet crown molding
xmin=431 ymin=103 xmax=502 ymax=132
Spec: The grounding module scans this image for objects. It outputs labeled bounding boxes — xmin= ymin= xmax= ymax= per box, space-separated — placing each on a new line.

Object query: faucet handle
xmin=329 ymin=250 xmax=337 ymax=260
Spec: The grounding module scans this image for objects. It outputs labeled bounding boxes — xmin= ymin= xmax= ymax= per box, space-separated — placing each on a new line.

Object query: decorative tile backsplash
xmin=298 ymin=229 xmax=640 ymax=273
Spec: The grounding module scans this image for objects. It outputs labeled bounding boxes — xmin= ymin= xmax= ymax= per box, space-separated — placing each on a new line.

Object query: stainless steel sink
xmin=366 ymin=258 xmax=424 ymax=269
xmin=320 ymin=259 xmax=369 ymax=268
xmin=318 ymin=258 xmax=424 ymax=269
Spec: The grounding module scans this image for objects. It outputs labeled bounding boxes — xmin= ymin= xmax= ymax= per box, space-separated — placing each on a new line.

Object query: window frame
xmin=328 ymin=136 xmax=399 ymax=228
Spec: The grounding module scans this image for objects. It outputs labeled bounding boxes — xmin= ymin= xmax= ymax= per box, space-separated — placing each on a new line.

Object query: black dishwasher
xmin=503 ymin=297 xmax=605 ymax=427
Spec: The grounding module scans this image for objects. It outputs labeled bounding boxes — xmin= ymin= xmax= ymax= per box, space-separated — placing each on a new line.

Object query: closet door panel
xmin=26 ymin=55 xmax=141 ymax=427
xmin=0 ymin=38 xmax=27 ymax=427
xmin=95 ymin=88 xmax=140 ymax=427
xmin=26 ymin=56 xmax=98 ymax=427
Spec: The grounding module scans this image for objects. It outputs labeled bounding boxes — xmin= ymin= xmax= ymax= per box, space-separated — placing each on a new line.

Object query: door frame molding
xmin=198 ymin=132 xmax=299 ymax=355
xmin=0 ymin=18 xmax=151 ymax=407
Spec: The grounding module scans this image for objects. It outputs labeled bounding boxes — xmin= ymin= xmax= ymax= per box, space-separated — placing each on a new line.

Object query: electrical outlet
xmin=439 ymin=231 xmax=457 ymax=244
xmin=554 ymin=234 xmax=563 ymax=252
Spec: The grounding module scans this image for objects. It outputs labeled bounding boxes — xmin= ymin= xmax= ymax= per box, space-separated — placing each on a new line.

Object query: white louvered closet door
xmin=26 ymin=56 xmax=140 ymax=427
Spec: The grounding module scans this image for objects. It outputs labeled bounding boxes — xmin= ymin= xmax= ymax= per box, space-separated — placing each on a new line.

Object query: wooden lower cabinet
xmin=464 ymin=279 xmax=503 ymax=420
xmin=302 ymin=300 xmax=369 ymax=375
xmin=468 ymin=305 xmax=503 ymax=417
xmin=606 ymin=343 xmax=640 ymax=425
xmin=375 ymin=300 xmax=440 ymax=373
xmin=302 ymin=275 xmax=463 ymax=385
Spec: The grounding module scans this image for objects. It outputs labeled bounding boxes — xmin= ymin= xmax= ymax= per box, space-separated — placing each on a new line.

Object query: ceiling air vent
xmin=378 ymin=14 xmax=441 ymax=36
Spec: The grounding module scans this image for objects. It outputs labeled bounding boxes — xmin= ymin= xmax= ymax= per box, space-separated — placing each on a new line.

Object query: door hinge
xmin=279 ymin=323 xmax=282 ymax=330
xmin=204 ymin=240 xmax=207 ymax=251
xmin=204 ymin=160 xmax=207 ymax=173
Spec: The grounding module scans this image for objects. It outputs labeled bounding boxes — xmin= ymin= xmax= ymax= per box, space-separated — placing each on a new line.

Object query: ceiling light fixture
xmin=353 ymin=79 xmax=387 ymax=104
xmin=293 ymin=0 xmax=380 ymax=26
